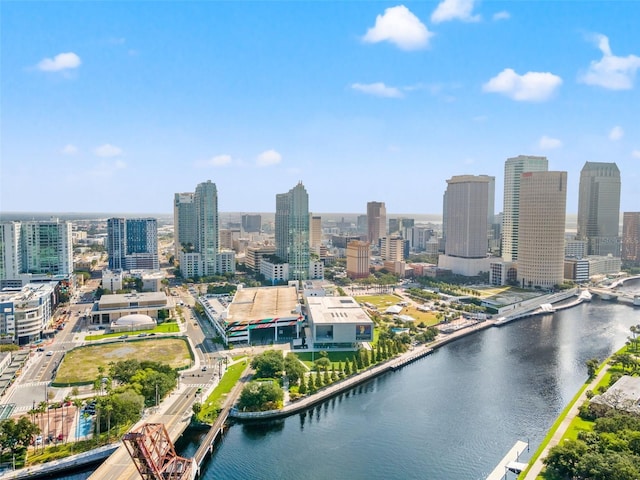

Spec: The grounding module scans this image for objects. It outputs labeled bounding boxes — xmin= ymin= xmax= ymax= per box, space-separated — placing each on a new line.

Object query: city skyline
xmin=2 ymin=2 xmax=639 ymax=214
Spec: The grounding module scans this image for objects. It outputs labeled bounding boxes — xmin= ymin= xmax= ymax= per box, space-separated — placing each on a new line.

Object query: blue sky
xmin=1 ymin=1 xmax=639 ymax=215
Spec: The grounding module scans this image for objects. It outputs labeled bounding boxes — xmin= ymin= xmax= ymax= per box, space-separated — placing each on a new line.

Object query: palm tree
xmin=62 ymin=395 xmax=71 ymax=444
xmin=72 ymin=398 xmax=83 ymax=447
xmin=104 ymin=400 xmax=113 ymax=443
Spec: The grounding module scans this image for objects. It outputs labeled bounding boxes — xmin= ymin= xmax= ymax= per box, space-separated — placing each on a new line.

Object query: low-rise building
xmin=306 ymin=296 xmax=374 ymax=349
xmin=203 ymin=285 xmax=302 ymax=345
xmin=91 ymin=291 xmax=169 ymax=325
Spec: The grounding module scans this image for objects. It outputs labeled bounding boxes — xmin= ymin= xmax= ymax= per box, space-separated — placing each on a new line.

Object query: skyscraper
xmin=174 ymin=180 xmax=234 ymax=278
xmin=310 ymin=215 xmax=322 ymax=251
xmin=241 ymin=214 xmax=262 ymax=233
xmin=622 ymin=212 xmax=640 ymax=266
xmin=517 ymin=171 xmax=567 ymax=289
xmin=0 ymin=222 xmax=23 ymax=282
xmin=346 ymin=240 xmax=370 ymax=279
xmin=22 ymin=219 xmax=73 ymax=276
xmin=577 ymin=162 xmax=621 ymax=256
xmin=502 ymin=155 xmax=548 ymax=262
xmin=195 ymin=180 xmax=219 ymax=275
xmin=107 ymin=218 xmax=159 ymax=270
xmin=0 ymin=219 xmax=72 ymax=284
xmin=367 ymin=201 xmax=386 ymax=245
xmin=107 ymin=218 xmax=127 ymax=270
xmin=275 ymin=182 xmax=310 ymax=281
xmin=443 ymin=175 xmax=491 ymax=259
xmin=174 ymin=192 xmax=196 ymax=258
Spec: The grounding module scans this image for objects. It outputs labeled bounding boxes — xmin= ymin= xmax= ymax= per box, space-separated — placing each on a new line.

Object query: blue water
xmin=76 ymin=415 xmax=93 ymax=439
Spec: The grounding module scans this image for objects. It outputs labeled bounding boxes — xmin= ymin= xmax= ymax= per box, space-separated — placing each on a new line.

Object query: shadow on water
xmin=240 ymin=419 xmax=285 ymax=439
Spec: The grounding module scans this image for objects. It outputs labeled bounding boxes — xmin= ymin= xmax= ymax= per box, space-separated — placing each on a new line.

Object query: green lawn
xmin=294 ymin=351 xmax=358 ymax=369
xmin=354 ymin=294 xmax=403 ymax=309
xmin=85 ymin=322 xmax=179 ymax=340
xmin=197 ymin=361 xmax=247 ymax=423
xmin=54 ymin=338 xmax=192 ymax=385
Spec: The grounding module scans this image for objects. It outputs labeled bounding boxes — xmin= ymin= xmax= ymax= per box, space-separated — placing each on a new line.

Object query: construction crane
xmin=123 ymin=423 xmax=194 ymax=480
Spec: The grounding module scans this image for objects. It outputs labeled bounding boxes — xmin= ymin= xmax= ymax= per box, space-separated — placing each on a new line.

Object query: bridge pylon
xmin=123 ymin=423 xmax=194 ymax=480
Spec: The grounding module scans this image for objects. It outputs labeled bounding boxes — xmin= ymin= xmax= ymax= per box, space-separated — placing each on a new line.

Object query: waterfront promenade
xmin=522 ymin=365 xmax=611 ymax=480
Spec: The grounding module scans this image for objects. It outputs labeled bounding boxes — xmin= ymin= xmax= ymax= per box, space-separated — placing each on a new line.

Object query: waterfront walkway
xmin=522 ymin=365 xmax=610 ymax=479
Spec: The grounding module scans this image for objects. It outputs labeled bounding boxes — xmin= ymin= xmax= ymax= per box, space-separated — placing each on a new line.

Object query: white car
xmin=46 ymin=351 xmax=54 ymax=356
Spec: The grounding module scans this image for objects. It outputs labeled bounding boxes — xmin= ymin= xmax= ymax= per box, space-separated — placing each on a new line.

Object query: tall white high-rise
xmin=517 ymin=171 xmax=567 ymax=289
xmin=502 ymin=155 xmax=548 ymax=262
xmin=577 ymin=162 xmax=621 ymax=256
xmin=0 ymin=222 xmax=22 ymax=281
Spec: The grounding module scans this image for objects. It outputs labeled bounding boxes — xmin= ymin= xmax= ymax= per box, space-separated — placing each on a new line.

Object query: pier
xmin=486 ymin=440 xmax=529 ymax=480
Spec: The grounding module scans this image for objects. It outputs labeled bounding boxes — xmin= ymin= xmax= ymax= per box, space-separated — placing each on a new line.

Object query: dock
xmin=486 ymin=440 xmax=529 ymax=480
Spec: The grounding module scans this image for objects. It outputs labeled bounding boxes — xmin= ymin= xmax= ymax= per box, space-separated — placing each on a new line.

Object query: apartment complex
xmin=174 ymin=180 xmax=235 ymax=278
xmin=517 ymin=171 xmax=567 ymax=289
xmin=107 ymin=217 xmax=159 ymax=271
xmin=275 ymin=182 xmax=310 ymax=281
xmin=577 ymin=162 xmax=621 ymax=256
xmin=0 ymin=219 xmax=73 ymax=287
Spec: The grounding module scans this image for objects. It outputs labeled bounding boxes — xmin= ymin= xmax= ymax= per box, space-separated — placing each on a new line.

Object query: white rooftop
xmin=307 ymin=296 xmax=373 ymax=325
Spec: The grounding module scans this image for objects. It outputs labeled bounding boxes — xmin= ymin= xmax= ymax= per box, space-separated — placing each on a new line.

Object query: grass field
xmin=354 ymin=294 xmax=403 ymax=309
xmin=55 ymin=337 xmax=192 ymax=384
xmin=355 ymin=295 xmax=440 ymax=326
xmin=85 ymin=322 xmax=180 ymax=341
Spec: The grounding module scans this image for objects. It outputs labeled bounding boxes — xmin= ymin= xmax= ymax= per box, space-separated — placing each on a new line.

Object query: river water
xmin=66 ymin=282 xmax=640 ymax=480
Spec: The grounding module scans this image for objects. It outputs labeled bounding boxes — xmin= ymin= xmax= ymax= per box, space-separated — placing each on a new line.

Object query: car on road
xmin=138 ymin=333 xmax=147 ymax=337
xmin=118 ymin=335 xmax=128 ymax=339
xmin=36 ymin=347 xmax=45 ymax=352
xmin=201 ymin=366 xmax=207 ymax=372
xmin=46 ymin=351 xmax=54 ymax=356
xmin=34 ymin=435 xmax=43 ymax=446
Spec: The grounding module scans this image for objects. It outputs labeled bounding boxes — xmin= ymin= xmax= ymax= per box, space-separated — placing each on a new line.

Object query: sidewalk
xmin=523 ymin=365 xmax=610 ymax=479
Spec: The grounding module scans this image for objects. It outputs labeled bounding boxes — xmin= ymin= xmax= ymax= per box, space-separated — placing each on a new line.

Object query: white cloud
xmin=37 ymin=52 xmax=81 ymax=72
xmin=431 ymin=0 xmax=481 ymax=24
xmin=579 ymin=34 xmax=640 ymax=90
xmin=351 ymin=82 xmax=403 ymax=98
xmin=363 ymin=5 xmax=433 ymax=50
xmin=211 ymin=154 xmax=232 ymax=166
xmin=632 ymin=150 xmax=640 ymax=159
xmin=256 ymin=150 xmax=282 ymax=167
xmin=609 ymin=126 xmax=624 ymax=141
xmin=538 ymin=135 xmax=563 ymax=150
xmin=483 ymin=68 xmax=562 ymax=101
xmin=94 ymin=144 xmax=123 ymax=157
xmin=493 ymin=11 xmax=510 ymax=21
xmin=61 ymin=144 xmax=78 ymax=155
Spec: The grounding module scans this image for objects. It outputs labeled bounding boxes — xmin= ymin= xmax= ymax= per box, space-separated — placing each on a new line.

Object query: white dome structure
xmin=111 ymin=314 xmax=157 ymax=332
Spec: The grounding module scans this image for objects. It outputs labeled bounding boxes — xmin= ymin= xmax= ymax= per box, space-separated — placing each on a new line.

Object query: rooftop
xmin=98 ymin=291 xmax=167 ymax=307
xmin=307 ymin=296 xmax=373 ymax=325
xmin=227 ymin=286 xmax=299 ymax=324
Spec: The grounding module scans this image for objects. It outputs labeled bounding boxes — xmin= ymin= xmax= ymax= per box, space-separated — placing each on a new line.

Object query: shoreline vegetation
xmin=519 ymin=323 xmax=640 ymax=479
